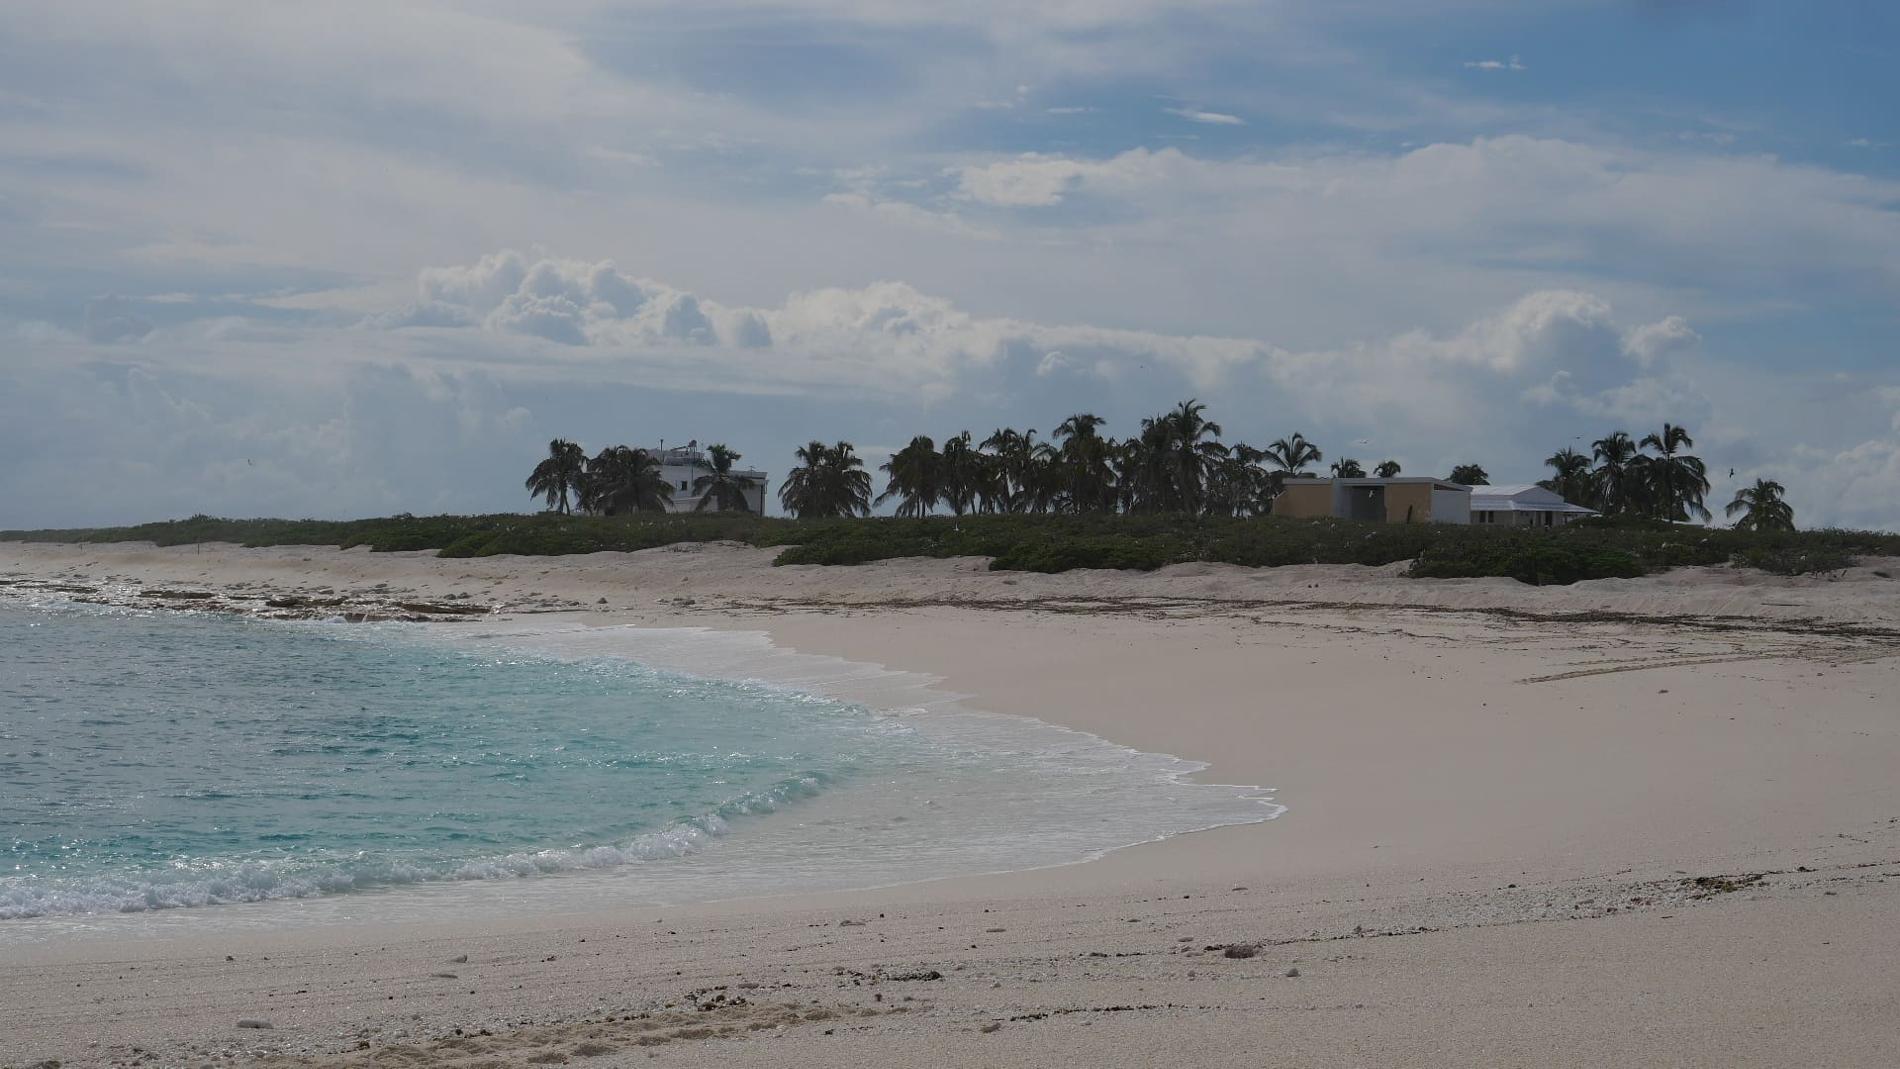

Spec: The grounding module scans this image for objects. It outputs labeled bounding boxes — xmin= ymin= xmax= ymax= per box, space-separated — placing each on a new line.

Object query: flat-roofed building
xmin=1272 ymin=477 xmax=1473 ymax=525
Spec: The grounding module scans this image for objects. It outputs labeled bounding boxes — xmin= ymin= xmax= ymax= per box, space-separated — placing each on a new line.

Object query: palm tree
xmin=1539 ymin=447 xmax=1593 ymax=506
xmin=1164 ymin=400 xmax=1226 ymax=513
xmin=690 ymin=443 xmax=760 ymax=513
xmin=982 ymin=427 xmax=1045 ymax=513
xmin=1726 ymin=478 xmax=1795 ymax=532
xmin=1591 ymin=431 xmax=1640 ymax=515
xmin=936 ymin=432 xmax=987 ymax=516
xmin=779 ymin=441 xmax=873 ymax=518
xmin=1264 ymin=432 xmax=1323 ymax=477
xmin=1448 ymin=464 xmax=1489 ymax=486
xmin=1053 ymin=413 xmax=1118 ymax=513
xmin=525 ymin=438 xmax=587 ymax=514
xmin=1128 ymin=400 xmax=1226 ymax=512
xmin=1122 ymin=418 xmax=1179 ymax=512
xmin=581 ymin=445 xmax=672 ymax=515
xmin=1208 ymin=443 xmax=1276 ymax=517
xmin=1639 ymin=423 xmax=1711 ymax=522
xmin=877 ymin=436 xmax=942 ymax=517
xmin=1373 ymin=460 xmax=1402 ymax=478
xmin=1330 ymin=458 xmax=1366 ymax=479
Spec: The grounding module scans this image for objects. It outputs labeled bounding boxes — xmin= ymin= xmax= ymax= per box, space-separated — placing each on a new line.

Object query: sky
xmin=2 ymin=0 xmax=1897 ymax=529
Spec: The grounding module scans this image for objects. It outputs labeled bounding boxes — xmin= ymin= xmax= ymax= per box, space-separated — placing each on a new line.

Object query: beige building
xmin=1272 ymin=477 xmax=1473 ymax=525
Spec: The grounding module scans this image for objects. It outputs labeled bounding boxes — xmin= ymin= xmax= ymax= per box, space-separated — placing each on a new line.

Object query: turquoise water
xmin=1 ymin=600 xmax=1276 ymax=923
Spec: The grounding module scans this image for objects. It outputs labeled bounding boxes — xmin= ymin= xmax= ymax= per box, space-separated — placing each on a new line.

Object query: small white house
xmin=653 ymin=441 xmax=769 ymax=514
xmin=1468 ymin=484 xmax=1599 ymax=528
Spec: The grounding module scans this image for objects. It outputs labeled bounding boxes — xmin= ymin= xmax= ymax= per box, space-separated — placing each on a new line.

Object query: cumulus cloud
xmin=378 ymin=251 xmax=1271 ymax=394
xmin=1758 ymin=410 xmax=1900 ymax=533
xmin=1262 ymin=290 xmax=1710 ymax=435
xmin=1622 ymin=315 xmax=1700 ymax=366
xmin=383 ymin=253 xmax=1717 ymax=438
xmin=387 ymin=251 xmax=727 ymax=348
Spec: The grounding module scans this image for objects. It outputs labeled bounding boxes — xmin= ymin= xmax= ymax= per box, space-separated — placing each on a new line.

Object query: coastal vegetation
xmin=6 ymin=403 xmax=1884 ymax=585
xmin=6 ymin=510 xmax=1893 ymax=585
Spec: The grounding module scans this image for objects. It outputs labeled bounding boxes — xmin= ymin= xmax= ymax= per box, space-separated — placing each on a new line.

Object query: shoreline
xmin=0 ymin=606 xmax=1285 ymax=935
xmin=4 ymin=541 xmax=1900 ymax=1066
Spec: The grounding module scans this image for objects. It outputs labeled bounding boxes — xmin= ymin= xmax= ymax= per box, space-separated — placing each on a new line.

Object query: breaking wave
xmin=0 ymin=773 xmax=828 ymax=919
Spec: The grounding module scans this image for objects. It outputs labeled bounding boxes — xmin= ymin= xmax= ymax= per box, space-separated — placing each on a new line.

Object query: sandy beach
xmin=3 ymin=540 xmax=1899 ymax=1068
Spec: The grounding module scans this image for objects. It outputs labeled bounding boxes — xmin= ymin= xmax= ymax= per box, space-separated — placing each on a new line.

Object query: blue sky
xmin=2 ymin=1 xmax=1897 ymax=528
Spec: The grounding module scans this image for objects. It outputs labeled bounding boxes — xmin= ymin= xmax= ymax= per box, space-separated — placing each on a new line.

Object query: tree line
xmin=526 ymin=402 xmax=1795 ymax=532
xmin=780 ymin=403 xmax=1349 ymax=520
xmin=525 ymin=440 xmax=761 ymax=515
xmin=1536 ymin=425 xmax=1793 ymax=531
xmin=780 ymin=402 xmax=1411 ymax=520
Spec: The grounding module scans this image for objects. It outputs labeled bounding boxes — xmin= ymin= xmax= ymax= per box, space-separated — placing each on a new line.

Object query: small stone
xmin=1222 ymin=944 xmax=1259 ymax=959
xmin=979 ymin=1022 xmax=1002 ymax=1034
xmin=236 ymin=1019 xmax=273 ymax=1030
xmin=449 ymin=954 xmax=468 ymax=964
xmin=1284 ymin=967 xmax=1301 ymax=978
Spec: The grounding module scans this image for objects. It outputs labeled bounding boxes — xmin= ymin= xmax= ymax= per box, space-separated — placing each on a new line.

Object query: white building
xmin=1468 ymin=484 xmax=1599 ymax=527
xmin=654 ymin=442 xmax=769 ymax=514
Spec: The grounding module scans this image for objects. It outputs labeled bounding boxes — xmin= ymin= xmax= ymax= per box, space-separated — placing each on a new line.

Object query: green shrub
xmin=1729 ymin=544 xmax=1856 ymax=577
xmin=988 ymin=535 xmax=1184 ymax=573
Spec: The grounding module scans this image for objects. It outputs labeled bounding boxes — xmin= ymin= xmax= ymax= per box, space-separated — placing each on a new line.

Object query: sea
xmin=0 ymin=597 xmax=1278 ymax=934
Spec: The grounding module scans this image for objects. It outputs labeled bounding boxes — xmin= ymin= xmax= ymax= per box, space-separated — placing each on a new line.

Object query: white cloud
xmin=389 ymin=252 xmax=726 ymax=348
xmin=954 ymin=154 xmax=1091 ymax=206
xmin=1164 ymin=107 xmax=1246 ymax=125
xmin=821 ymin=192 xmax=1002 ymax=239
xmin=384 ymin=259 xmax=1706 ymax=439
xmin=898 ymin=137 xmax=1900 ymax=336
xmin=1622 ymin=315 xmax=1700 ymax=366
xmin=1759 ymin=430 xmax=1900 ymax=533
xmin=950 ymin=147 xmax=1229 ymax=207
xmin=1463 ymin=56 xmax=1526 ymax=72
xmin=376 ymin=251 xmax=1270 ymax=394
xmin=1260 ymin=290 xmax=1697 ymax=433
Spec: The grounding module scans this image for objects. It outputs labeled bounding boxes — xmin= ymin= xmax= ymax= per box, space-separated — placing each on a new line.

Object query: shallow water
xmin=1 ymin=599 xmax=1277 ymax=929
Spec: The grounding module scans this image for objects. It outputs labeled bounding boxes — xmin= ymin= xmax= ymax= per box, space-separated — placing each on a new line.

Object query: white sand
xmin=3 ymin=541 xmax=1898 ymax=1067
